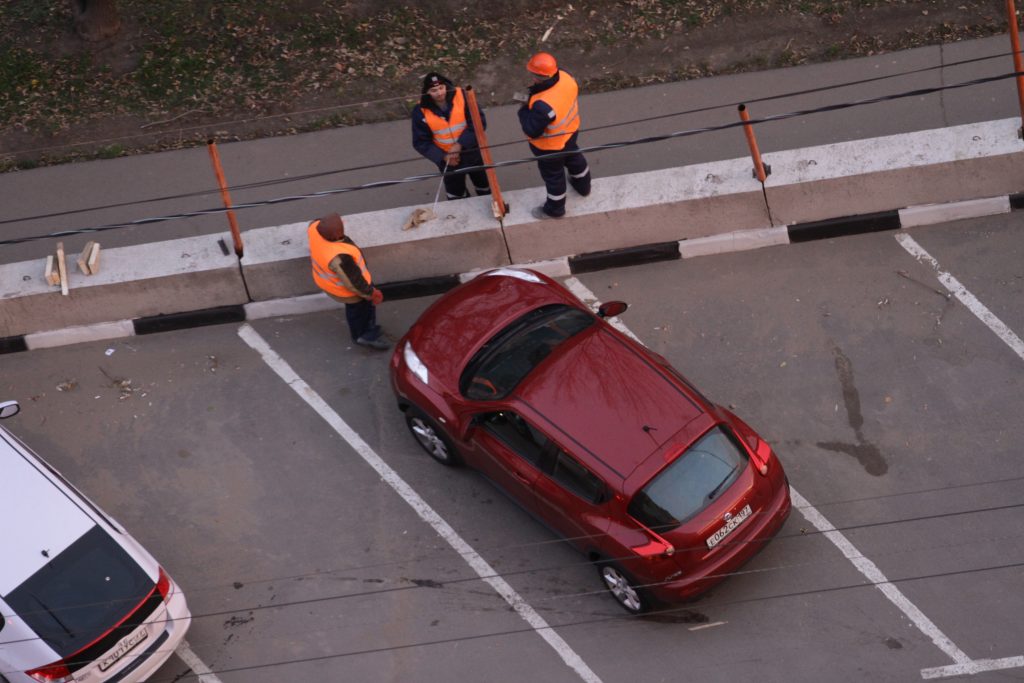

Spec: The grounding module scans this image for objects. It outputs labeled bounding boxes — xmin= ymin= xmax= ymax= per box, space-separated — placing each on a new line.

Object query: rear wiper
xmin=707 ymin=465 xmax=738 ymax=500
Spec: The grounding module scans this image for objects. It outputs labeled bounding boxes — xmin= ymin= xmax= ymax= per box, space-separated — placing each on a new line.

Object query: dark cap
xmin=421 ymin=72 xmax=446 ymax=94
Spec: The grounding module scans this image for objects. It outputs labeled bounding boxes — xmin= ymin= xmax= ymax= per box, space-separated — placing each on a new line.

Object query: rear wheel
xmin=598 ymin=563 xmax=650 ymax=614
xmin=405 ymin=407 xmax=460 ymax=466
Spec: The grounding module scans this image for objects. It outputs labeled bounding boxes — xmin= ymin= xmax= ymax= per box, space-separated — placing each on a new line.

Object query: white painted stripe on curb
xmin=24 ymin=320 xmax=135 ymax=350
xmin=244 ymin=293 xmax=339 ymax=320
xmin=176 ymin=641 xmax=224 ymax=683
xmin=679 ymin=226 xmax=789 ymax=259
xmin=898 ymin=196 xmax=1010 ymax=228
xmin=922 ymin=655 xmax=1024 ymax=679
xmin=566 ymin=275 xmax=975 ymax=674
xmin=896 ymin=234 xmax=1024 ymax=362
xmin=237 ymin=323 xmax=603 ymax=683
xmin=460 ymin=258 xmax=572 ymax=283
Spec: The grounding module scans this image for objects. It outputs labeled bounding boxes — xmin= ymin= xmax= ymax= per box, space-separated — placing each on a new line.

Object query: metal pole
xmin=1007 ymin=0 xmax=1024 ymax=138
xmin=464 ymin=86 xmax=509 ymax=221
xmin=738 ymin=104 xmax=770 ymax=182
xmin=206 ymin=139 xmax=244 ymax=257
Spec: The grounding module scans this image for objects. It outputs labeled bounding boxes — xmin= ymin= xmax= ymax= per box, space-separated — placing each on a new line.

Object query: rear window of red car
xmin=460 ymin=304 xmax=594 ymax=400
xmin=628 ymin=426 xmax=748 ymax=532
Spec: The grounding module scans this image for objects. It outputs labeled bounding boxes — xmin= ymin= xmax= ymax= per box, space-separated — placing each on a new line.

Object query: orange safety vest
xmin=307 ymin=220 xmax=372 ymax=299
xmin=527 ymin=71 xmax=580 ymax=151
xmin=422 ymin=87 xmax=468 ymax=152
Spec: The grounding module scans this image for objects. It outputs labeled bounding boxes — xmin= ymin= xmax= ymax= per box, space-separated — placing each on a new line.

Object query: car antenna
xmin=642 ymin=424 xmax=659 ymax=445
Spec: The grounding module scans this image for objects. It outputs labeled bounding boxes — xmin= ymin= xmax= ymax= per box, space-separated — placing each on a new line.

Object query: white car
xmin=0 ymin=401 xmax=191 ymax=683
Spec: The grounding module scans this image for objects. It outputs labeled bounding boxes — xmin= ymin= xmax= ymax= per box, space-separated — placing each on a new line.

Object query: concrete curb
xmin=3 ymin=191 xmax=1020 ymax=355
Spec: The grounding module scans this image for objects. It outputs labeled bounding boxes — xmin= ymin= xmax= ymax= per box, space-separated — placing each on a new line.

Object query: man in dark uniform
xmin=518 ymin=52 xmax=592 ymax=219
xmin=411 ymin=72 xmax=491 ymax=201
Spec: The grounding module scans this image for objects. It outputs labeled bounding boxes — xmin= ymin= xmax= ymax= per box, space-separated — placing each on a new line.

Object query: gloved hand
xmin=370 ymin=288 xmax=384 ymax=305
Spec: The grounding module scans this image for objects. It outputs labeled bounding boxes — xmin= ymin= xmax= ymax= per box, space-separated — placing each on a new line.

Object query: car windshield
xmin=460 ymin=304 xmax=595 ymax=400
xmin=4 ymin=525 xmax=153 ymax=656
xmin=628 ymin=426 xmax=748 ymax=532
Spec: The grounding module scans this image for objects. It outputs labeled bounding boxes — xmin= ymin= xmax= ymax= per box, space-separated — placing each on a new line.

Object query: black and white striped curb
xmin=3 ymin=193 xmax=1021 ymax=355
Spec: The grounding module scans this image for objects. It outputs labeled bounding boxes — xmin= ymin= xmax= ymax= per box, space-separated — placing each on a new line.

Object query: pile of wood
xmin=44 ymin=241 xmax=101 ymax=296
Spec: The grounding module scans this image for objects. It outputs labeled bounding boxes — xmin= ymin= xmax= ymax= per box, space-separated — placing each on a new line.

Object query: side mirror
xmin=597 ymin=301 xmax=628 ymax=318
xmin=0 ymin=400 xmax=21 ymax=420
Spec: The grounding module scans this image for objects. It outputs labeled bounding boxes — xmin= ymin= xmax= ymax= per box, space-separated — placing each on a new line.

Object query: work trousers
xmin=531 ymin=132 xmax=591 ymax=217
xmin=441 ymin=149 xmax=491 ymax=200
xmin=345 ymin=299 xmax=380 ymax=343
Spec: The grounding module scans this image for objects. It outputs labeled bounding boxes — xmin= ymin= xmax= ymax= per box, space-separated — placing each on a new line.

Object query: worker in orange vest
xmin=307 ymin=212 xmax=390 ymax=350
xmin=518 ymin=52 xmax=591 ymax=220
xmin=412 ymin=72 xmax=491 ymax=201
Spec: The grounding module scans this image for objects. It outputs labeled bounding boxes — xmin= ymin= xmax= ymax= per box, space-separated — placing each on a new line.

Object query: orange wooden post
xmin=738 ymin=104 xmax=770 ymax=182
xmin=1007 ymin=0 xmax=1024 ymax=137
xmin=464 ymin=86 xmax=509 ymax=221
xmin=206 ymin=139 xmax=244 ymax=257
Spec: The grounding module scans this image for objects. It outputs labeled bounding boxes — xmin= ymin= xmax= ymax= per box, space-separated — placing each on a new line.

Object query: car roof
xmin=407 ymin=270 xmax=576 ymax=389
xmin=514 ymin=325 xmax=708 ymax=483
xmin=0 ymin=428 xmax=95 ymax=595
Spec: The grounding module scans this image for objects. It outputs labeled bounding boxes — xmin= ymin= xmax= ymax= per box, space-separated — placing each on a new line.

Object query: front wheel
xmin=598 ymin=563 xmax=650 ymax=614
xmin=404 ymin=407 xmax=461 ymax=466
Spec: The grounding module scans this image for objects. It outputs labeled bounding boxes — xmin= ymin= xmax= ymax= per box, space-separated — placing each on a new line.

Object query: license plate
xmin=98 ymin=628 xmax=149 ymax=672
xmin=706 ymin=504 xmax=752 ymax=549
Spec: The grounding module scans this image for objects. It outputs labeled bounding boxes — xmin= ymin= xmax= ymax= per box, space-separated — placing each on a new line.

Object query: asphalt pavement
xmin=1 ymin=35 xmax=1020 ymax=266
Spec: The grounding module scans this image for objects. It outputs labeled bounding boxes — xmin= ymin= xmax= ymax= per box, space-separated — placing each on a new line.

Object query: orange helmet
xmin=526 ymin=52 xmax=558 ymax=78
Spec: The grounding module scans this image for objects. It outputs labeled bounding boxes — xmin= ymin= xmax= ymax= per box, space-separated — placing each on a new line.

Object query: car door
xmin=468 ymin=410 xmax=546 ymax=512
xmin=530 ymin=448 xmax=611 ymax=552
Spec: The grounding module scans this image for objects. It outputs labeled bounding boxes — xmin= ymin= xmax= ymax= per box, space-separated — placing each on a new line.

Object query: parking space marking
xmin=176 ymin=641 xmax=224 ymax=683
xmin=237 ymin=324 xmax=603 ymax=683
xmin=564 ymin=276 xmax=990 ymax=680
xmin=896 ymin=234 xmax=1024 ymax=362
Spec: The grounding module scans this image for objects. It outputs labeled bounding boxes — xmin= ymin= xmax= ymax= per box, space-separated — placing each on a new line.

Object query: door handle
xmin=513 ymin=470 xmax=531 ymax=483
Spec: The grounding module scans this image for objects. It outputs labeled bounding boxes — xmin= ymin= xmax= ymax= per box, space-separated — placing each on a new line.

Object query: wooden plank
xmin=56 ymin=241 xmax=69 ymax=296
xmin=44 ymin=255 xmax=60 ymax=286
xmin=86 ymin=242 xmax=100 ymax=274
xmin=77 ymin=240 xmax=96 ymax=275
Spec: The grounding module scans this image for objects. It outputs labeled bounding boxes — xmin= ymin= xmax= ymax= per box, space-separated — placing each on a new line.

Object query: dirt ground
xmin=0 ymin=0 xmax=1011 ymax=169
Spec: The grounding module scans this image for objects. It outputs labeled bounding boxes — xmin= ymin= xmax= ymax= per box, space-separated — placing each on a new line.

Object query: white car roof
xmin=0 ymin=428 xmax=95 ymax=596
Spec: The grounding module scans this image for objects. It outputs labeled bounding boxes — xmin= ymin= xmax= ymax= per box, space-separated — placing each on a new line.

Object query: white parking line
xmin=894 ymin=233 xmax=1024 ymax=678
xmin=564 ymin=276 xmax=1004 ymax=681
xmin=237 ymin=324 xmax=603 ymax=683
xmin=176 ymin=641 xmax=224 ymax=683
xmin=896 ymin=234 xmax=1024 ymax=362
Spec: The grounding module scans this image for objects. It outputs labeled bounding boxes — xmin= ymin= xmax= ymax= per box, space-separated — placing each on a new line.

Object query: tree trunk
xmin=72 ymin=0 xmax=121 ymax=42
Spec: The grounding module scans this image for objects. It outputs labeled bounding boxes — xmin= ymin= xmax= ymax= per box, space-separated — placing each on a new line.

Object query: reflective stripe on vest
xmin=527 ymin=71 xmax=581 ymax=151
xmin=307 ymin=221 xmax=372 ymax=299
xmin=423 ymin=87 xmax=468 ymax=152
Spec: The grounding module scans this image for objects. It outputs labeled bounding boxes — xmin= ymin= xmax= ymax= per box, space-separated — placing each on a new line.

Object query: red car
xmin=389 ymin=268 xmax=791 ymax=613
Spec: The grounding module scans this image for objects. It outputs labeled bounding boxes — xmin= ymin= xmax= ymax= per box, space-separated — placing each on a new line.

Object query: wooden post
xmin=56 ymin=242 xmax=69 ymax=296
xmin=1007 ymin=0 xmax=1024 ymax=138
xmin=738 ymin=104 xmax=771 ymax=182
xmin=206 ymin=139 xmax=244 ymax=256
xmin=464 ymin=86 xmax=509 ymax=221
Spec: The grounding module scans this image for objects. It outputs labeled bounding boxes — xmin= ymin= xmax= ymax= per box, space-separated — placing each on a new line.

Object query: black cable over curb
xmin=1010 ymin=192 xmax=1024 ymax=210
xmin=133 ymin=305 xmax=247 ymax=335
xmin=568 ymin=241 xmax=681 ymax=274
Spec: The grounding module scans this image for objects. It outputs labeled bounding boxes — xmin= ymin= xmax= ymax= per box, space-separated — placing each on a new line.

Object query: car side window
xmin=480 ymin=411 xmax=548 ymax=466
xmin=552 ymin=451 xmax=605 ymax=504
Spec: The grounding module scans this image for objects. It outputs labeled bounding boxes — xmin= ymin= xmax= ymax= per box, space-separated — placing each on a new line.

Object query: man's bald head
xmin=317 ymin=212 xmax=346 ymax=241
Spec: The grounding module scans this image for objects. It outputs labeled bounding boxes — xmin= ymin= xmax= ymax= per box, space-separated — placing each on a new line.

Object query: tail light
xmin=748 ymin=438 xmax=771 ymax=476
xmin=26 ymin=662 xmax=73 ymax=682
xmin=157 ymin=567 xmax=172 ymax=601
